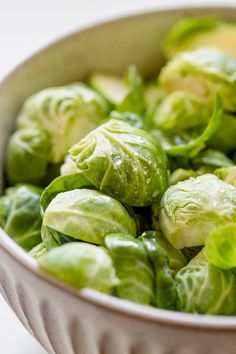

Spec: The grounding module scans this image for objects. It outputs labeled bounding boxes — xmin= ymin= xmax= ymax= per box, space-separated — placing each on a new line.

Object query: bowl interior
xmin=1 ymin=4 xmax=236 ymax=328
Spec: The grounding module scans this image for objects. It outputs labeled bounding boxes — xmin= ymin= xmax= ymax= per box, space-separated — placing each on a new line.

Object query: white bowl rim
xmin=1 ymin=2 xmax=236 ymax=330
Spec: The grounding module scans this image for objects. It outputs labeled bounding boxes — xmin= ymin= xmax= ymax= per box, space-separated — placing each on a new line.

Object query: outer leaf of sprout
xmin=39 ymin=242 xmax=118 ymax=293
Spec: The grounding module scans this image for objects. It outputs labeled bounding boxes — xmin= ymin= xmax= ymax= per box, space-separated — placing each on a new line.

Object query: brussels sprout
xmin=169 ymin=168 xmax=197 ymax=185
xmin=105 ymin=233 xmax=155 ymax=305
xmin=159 ymin=48 xmax=236 ymax=112
xmin=29 ymin=242 xmax=47 ymax=260
xmin=89 ymin=66 xmax=145 ymax=114
xmin=69 ymin=119 xmax=168 ymax=206
xmin=205 ymin=223 xmax=236 ymax=269
xmin=159 ymin=174 xmax=236 ymax=249
xmin=176 ymin=261 xmax=236 ymax=315
xmin=153 ymin=91 xmax=211 ymax=132
xmin=152 ymin=90 xmax=236 ymax=153
xmin=40 ymin=172 xmax=94 ymax=213
xmin=43 ymin=189 xmax=137 ymax=245
xmin=17 ymin=84 xmax=109 ymax=163
xmin=60 ymin=155 xmax=79 ymax=176
xmin=39 ymin=242 xmax=118 ymax=293
xmin=164 ymin=17 xmax=236 ymax=60
xmin=6 ymin=128 xmax=50 ymax=185
xmin=165 ymin=94 xmax=223 ymax=157
xmin=214 ymin=166 xmax=236 ymax=187
xmin=140 ymin=231 xmax=187 ymax=273
xmin=0 ymin=185 xmax=42 ymax=251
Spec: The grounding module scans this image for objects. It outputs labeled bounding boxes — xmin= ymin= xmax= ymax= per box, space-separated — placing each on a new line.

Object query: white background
xmin=0 ymin=0 xmax=233 ymax=353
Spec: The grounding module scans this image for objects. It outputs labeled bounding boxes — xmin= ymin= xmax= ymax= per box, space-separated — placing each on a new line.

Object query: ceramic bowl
xmin=1 ymin=4 xmax=236 ymax=354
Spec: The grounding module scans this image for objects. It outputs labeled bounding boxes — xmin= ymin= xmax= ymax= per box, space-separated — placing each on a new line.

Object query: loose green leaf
xmin=163 ymin=17 xmax=219 ymax=58
xmin=163 ymin=17 xmax=236 ymax=60
xmin=40 ymin=172 xmax=94 ymax=213
xmin=165 ymin=94 xmax=223 ymax=156
xmin=105 ymin=233 xmax=155 ymax=305
xmin=140 ymin=235 xmax=177 ymax=309
xmin=205 ymin=223 xmax=236 ymax=269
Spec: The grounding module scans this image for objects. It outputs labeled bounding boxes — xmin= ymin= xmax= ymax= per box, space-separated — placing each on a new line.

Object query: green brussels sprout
xmin=42 ymin=189 xmax=137 ymax=246
xmin=159 ymin=48 xmax=236 ymax=112
xmin=151 ymin=91 xmax=236 ymax=153
xmin=159 ymin=174 xmax=236 ymax=249
xmin=140 ymin=234 xmax=177 ymax=309
xmin=214 ymin=166 xmax=236 ymax=187
xmin=105 ymin=233 xmax=155 ymax=305
xmin=40 ymin=172 xmax=94 ymax=213
xmin=205 ymin=223 xmax=236 ymax=269
xmin=164 ymin=17 xmax=236 ymax=60
xmin=60 ymin=155 xmax=79 ymax=176
xmin=153 ymin=91 xmax=211 ymax=132
xmin=6 ymin=128 xmax=50 ymax=185
xmin=29 ymin=242 xmax=47 ymax=260
xmin=39 ymin=242 xmax=118 ymax=293
xmin=89 ymin=66 xmax=145 ymax=114
xmin=0 ymin=185 xmax=42 ymax=251
xmin=140 ymin=231 xmax=187 ymax=273
xmin=164 ymin=94 xmax=223 ymax=157
xmin=69 ymin=119 xmax=168 ymax=207
xmin=17 ymin=84 xmax=109 ymax=163
xmin=176 ymin=261 xmax=236 ymax=315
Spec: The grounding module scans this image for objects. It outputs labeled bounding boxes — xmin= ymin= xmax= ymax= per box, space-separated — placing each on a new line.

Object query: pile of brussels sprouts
xmin=3 ymin=17 xmax=236 ymax=315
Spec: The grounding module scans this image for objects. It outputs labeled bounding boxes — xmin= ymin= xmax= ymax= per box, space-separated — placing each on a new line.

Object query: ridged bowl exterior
xmin=1 ymin=4 xmax=236 ymax=354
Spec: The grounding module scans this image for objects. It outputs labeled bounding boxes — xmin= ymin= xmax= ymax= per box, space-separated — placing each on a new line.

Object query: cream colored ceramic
xmin=1 ymin=5 xmax=236 ymax=354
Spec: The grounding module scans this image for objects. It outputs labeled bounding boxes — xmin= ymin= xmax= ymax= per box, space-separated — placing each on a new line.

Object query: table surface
xmin=0 ymin=0 xmax=231 ymax=353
